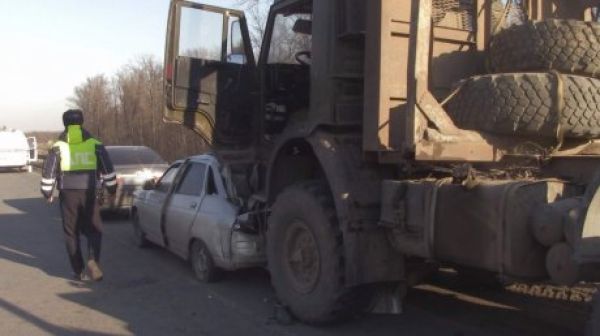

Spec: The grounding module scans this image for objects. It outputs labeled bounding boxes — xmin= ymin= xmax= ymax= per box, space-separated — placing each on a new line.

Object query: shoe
xmin=86 ymin=260 xmax=104 ymax=281
xmin=73 ymin=272 xmax=90 ymax=281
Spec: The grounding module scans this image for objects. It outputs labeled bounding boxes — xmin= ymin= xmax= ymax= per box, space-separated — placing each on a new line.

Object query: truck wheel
xmin=490 ymin=20 xmax=600 ymax=79
xmin=447 ymin=73 xmax=600 ymax=139
xmin=190 ymin=240 xmax=220 ymax=283
xmin=267 ymin=182 xmax=369 ymax=324
xmin=132 ymin=210 xmax=150 ymax=248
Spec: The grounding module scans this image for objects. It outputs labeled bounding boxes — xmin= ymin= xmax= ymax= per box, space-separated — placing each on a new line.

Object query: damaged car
xmin=130 ymin=154 xmax=265 ymax=282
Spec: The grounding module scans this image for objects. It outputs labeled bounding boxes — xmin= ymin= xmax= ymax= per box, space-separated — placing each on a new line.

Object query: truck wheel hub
xmin=284 ymin=220 xmax=320 ymax=294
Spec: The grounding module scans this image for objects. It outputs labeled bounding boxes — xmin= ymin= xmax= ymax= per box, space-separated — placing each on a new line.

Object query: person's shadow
xmin=0 ymin=197 xmax=76 ymax=281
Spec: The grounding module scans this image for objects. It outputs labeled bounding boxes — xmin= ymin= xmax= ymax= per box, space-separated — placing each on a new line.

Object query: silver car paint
xmin=133 ymin=155 xmax=265 ymax=271
xmin=138 ymin=189 xmax=168 ymax=247
xmin=165 ymin=192 xmax=205 ymax=258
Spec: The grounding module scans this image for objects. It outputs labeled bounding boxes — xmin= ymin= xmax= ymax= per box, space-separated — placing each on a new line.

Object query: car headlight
xmin=135 ymin=169 xmax=155 ymax=183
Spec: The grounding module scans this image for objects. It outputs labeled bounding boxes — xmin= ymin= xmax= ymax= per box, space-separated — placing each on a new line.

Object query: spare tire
xmin=489 ymin=20 xmax=600 ymax=79
xmin=446 ymin=73 xmax=600 ymax=139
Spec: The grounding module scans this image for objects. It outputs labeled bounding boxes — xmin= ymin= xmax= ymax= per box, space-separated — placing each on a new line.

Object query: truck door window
xmin=267 ymin=14 xmax=312 ymax=64
xmin=178 ymin=8 xmax=223 ymax=61
xmin=176 ymin=163 xmax=207 ymax=196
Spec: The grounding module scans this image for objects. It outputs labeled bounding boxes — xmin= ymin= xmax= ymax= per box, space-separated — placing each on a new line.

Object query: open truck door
xmin=164 ymin=1 xmax=256 ymax=148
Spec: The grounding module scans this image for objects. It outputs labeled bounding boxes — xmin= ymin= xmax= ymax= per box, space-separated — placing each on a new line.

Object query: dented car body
xmin=132 ymin=155 xmax=265 ymax=274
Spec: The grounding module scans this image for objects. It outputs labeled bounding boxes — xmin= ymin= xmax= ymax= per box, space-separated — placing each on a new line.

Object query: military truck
xmin=161 ymin=0 xmax=600 ymax=324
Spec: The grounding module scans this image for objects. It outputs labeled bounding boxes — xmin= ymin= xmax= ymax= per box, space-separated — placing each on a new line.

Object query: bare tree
xmin=236 ymin=0 xmax=271 ymax=53
xmin=69 ymin=56 xmax=208 ymax=162
xmin=68 ymin=75 xmax=114 ymax=140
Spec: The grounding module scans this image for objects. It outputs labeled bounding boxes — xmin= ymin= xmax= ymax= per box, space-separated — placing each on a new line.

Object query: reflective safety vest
xmin=52 ymin=126 xmax=100 ymax=172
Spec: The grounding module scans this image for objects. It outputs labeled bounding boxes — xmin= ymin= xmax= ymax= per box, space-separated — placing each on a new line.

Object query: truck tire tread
xmin=490 ymin=20 xmax=600 ymax=78
xmin=447 ymin=73 xmax=600 ymax=139
xmin=267 ymin=181 xmax=370 ymax=324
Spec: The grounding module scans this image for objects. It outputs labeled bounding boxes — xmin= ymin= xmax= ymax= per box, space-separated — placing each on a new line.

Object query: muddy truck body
xmin=162 ymin=0 xmax=600 ymax=323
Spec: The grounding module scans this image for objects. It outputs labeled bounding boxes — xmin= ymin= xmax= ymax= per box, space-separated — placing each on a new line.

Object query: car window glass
xmin=176 ymin=163 xmax=207 ymax=196
xmin=206 ymin=168 xmax=218 ymax=196
xmin=156 ymin=165 xmax=180 ymax=193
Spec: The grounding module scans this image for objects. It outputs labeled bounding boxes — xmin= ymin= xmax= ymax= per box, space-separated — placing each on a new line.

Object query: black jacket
xmin=40 ymin=129 xmax=117 ymax=198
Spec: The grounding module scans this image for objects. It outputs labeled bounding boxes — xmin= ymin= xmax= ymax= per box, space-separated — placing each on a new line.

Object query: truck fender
xmin=266 ymin=129 xmax=404 ymax=286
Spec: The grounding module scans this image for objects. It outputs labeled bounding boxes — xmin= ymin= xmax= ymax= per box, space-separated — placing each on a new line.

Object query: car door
xmin=164 ymin=1 xmax=257 ymax=148
xmin=191 ymin=164 xmax=239 ymax=264
xmin=140 ymin=164 xmax=180 ymax=246
xmin=164 ymin=162 xmax=207 ymax=258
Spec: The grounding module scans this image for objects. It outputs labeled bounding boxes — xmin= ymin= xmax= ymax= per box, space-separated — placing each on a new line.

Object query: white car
xmin=103 ymin=146 xmax=169 ymax=211
xmin=131 ymin=154 xmax=265 ymax=282
xmin=0 ymin=130 xmax=37 ymax=172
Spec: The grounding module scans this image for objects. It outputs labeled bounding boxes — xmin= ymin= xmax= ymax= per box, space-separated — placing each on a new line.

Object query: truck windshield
xmin=267 ymin=13 xmax=312 ymax=64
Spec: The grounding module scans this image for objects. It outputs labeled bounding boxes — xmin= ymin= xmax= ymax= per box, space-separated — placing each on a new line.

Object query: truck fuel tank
xmin=381 ymin=178 xmax=583 ymax=280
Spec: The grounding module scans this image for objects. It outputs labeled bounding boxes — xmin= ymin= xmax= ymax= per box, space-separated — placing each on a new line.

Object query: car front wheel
xmin=132 ymin=210 xmax=150 ymax=248
xmin=190 ymin=240 xmax=220 ymax=283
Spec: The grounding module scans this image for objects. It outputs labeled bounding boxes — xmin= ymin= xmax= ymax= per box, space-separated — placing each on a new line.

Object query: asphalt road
xmin=0 ymin=171 xmax=591 ymax=336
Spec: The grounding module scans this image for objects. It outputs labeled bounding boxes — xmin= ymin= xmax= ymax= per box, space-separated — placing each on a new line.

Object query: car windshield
xmin=107 ymin=147 xmax=166 ymax=166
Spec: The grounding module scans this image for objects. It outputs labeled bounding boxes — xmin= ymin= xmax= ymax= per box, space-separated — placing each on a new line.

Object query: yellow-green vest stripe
xmin=53 ymin=139 xmax=100 ymax=172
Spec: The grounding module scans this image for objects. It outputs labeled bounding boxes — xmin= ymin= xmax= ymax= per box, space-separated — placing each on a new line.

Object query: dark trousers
xmin=59 ymin=189 xmax=103 ymax=275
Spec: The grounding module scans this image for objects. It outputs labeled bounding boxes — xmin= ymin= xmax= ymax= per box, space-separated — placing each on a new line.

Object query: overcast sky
xmin=0 ymin=0 xmax=238 ymax=131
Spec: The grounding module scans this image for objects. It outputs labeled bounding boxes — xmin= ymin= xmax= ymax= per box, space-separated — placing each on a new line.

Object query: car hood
xmin=114 ymin=163 xmax=169 ymax=175
xmin=113 ymin=164 xmax=169 ymax=186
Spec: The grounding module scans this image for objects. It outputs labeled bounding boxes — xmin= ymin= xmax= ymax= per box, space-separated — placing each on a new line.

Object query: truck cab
xmin=164 ymin=1 xmax=320 ymax=149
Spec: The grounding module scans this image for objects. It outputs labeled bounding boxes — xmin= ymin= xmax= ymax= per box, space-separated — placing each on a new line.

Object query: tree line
xmin=69 ymin=56 xmax=207 ymax=163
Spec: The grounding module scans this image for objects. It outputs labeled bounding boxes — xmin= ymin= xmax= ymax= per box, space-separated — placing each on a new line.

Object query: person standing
xmin=40 ymin=109 xmax=117 ymax=281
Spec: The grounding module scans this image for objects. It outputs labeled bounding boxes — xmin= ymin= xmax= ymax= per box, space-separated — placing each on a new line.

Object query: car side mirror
xmin=143 ymin=179 xmax=156 ymax=190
